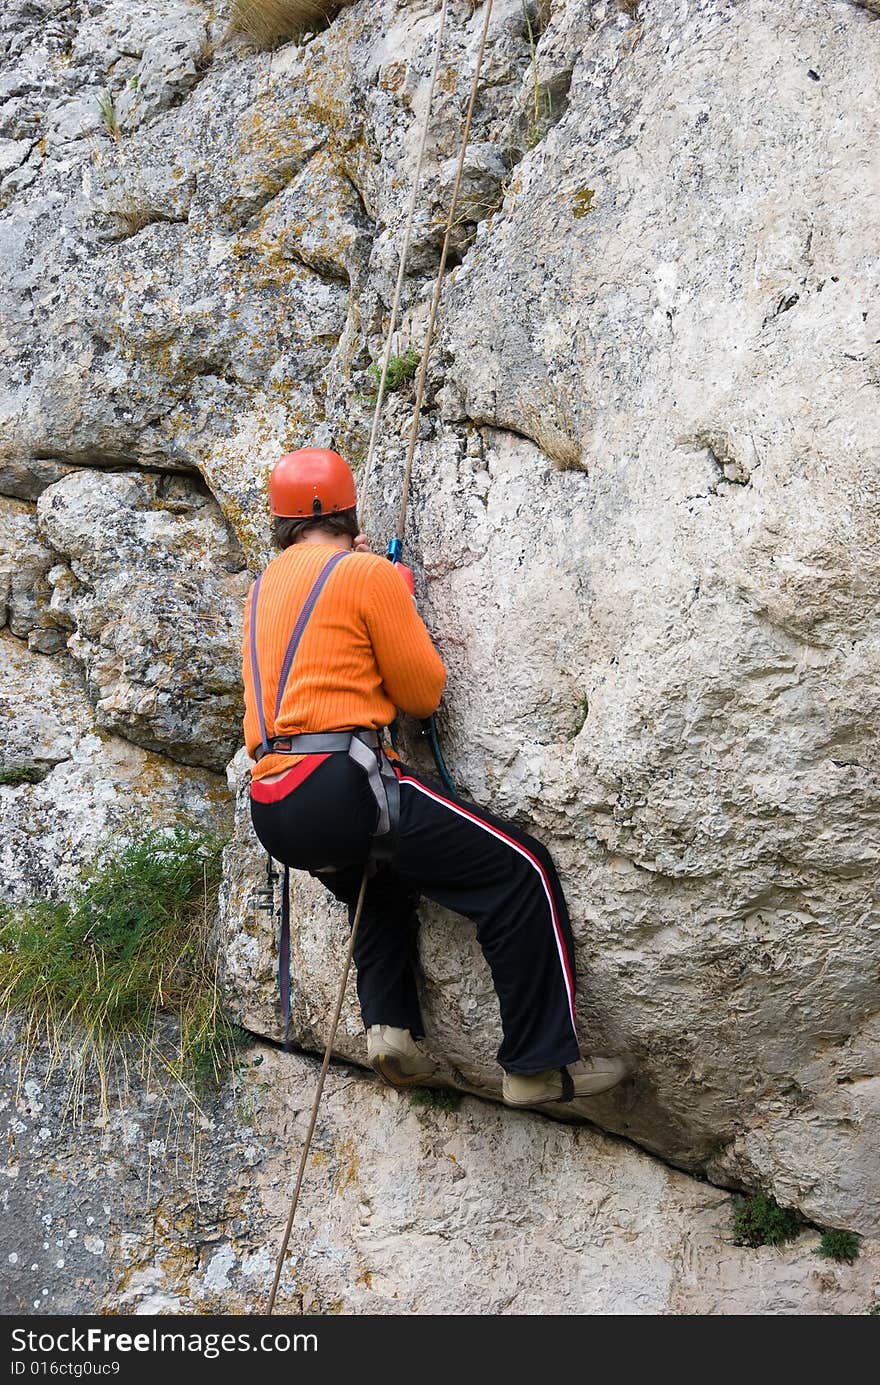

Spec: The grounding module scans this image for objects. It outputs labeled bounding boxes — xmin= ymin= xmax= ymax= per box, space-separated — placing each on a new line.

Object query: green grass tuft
xmin=731 ymin=1194 xmax=801 ymax=1248
xmin=97 ymin=89 xmax=121 ymax=140
xmin=816 ymin=1229 xmax=861 ymax=1263
xmin=365 ymin=346 xmax=422 ymax=402
xmin=0 ymin=765 xmax=48 ymax=786
xmin=0 ymin=824 xmax=239 ymax=1116
xmin=409 ymin=1086 xmax=462 ymax=1113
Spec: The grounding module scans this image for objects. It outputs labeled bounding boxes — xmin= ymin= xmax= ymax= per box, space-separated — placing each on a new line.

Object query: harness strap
xmin=279 ymin=864 xmax=291 ymax=1049
xmin=268 ymin=731 xmax=369 ymax=754
xmin=248 ymin=573 xmax=270 ymax=758
xmin=347 ymin=734 xmax=393 ymax=837
xmin=274 ymin=550 xmax=350 ymax=721
xmin=250 ymin=551 xmax=350 ymax=1045
xmin=248 ymin=551 xmax=350 ymax=760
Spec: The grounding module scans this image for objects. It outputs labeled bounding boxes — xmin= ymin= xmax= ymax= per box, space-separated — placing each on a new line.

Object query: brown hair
xmin=272 ymin=507 xmax=359 ymax=551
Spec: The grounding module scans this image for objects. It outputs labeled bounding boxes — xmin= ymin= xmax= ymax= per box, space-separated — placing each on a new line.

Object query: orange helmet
xmin=268 ymin=448 xmax=357 ymax=518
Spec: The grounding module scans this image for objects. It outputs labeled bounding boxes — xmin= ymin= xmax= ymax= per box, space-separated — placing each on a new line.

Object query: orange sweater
xmin=242 ymin=545 xmax=447 ymax=780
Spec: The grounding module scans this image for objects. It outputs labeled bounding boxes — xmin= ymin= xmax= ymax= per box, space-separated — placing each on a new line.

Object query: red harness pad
xmin=249 ymin=753 xmax=330 ymax=803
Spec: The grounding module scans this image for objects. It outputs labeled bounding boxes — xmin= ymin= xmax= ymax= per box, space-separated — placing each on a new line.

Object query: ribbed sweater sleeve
xmin=363 ymin=558 xmax=446 ymax=718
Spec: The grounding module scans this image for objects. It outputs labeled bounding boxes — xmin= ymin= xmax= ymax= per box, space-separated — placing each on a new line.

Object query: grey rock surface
xmin=218 ymin=0 xmax=880 ymax=1237
xmin=0 ymin=0 xmax=878 ymax=1292
xmin=0 ymin=496 xmax=65 ymax=653
xmin=3 ymin=1030 xmax=878 ymax=1316
xmin=0 ymin=632 xmax=229 ymax=905
xmin=36 ymin=467 xmax=250 ymax=770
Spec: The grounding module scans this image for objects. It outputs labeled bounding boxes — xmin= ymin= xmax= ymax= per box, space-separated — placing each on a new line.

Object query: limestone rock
xmin=0 ymin=457 xmax=74 ymax=504
xmin=218 ymin=0 xmax=880 ymax=1239
xmin=0 ymin=633 xmax=229 ymax=904
xmin=258 ymin=147 xmax=371 ymax=285
xmin=35 ymin=468 xmax=250 ymax=772
xmin=2 ymin=1033 xmax=878 ymax=1316
xmin=0 ymin=495 xmax=65 ymax=653
xmin=0 ymin=6 xmax=353 ymax=496
xmin=2 ymin=0 xmax=879 ymax=1257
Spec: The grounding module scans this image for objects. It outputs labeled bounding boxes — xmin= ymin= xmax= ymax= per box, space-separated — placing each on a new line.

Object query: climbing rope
xmin=393 ymin=0 xmax=494 ymax=549
xmin=387 ymin=0 xmax=494 ymax=796
xmin=266 ymin=866 xmax=369 ymax=1316
xmin=359 ymin=0 xmax=452 ymax=522
xmin=265 ymin=0 xmax=496 ymax=1313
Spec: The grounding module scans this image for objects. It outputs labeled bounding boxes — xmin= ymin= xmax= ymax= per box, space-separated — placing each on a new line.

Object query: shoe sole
xmin=371 ymin=1053 xmax=435 ymax=1090
xmin=504 ymin=1076 xmax=626 ymax=1107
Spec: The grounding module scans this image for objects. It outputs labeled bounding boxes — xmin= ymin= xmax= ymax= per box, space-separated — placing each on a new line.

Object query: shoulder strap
xmin=248 ymin=574 xmax=270 ymax=758
xmin=274 ymin=549 xmax=350 ymax=720
xmin=249 ymin=550 xmax=351 ymax=759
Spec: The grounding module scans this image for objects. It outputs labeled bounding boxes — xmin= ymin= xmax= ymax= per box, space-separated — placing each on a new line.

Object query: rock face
xmin=220 ymin=0 xmax=880 ymax=1238
xmin=3 ymin=1030 xmax=879 ymax=1317
xmin=36 ymin=468 xmax=249 ymax=770
xmin=2 ymin=0 xmax=879 ymax=1304
xmin=0 ymin=632 xmax=229 ymax=903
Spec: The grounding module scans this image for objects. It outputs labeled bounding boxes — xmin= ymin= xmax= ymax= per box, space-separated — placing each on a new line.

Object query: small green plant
xmin=816 ymin=1229 xmax=861 ymax=1263
xmin=521 ymin=3 xmax=553 ymax=149
xmin=0 ymin=765 xmax=47 ymax=786
xmin=365 ymin=346 xmax=421 ymax=401
xmin=0 ymin=823 xmax=238 ymax=1116
xmin=97 ymin=89 xmax=121 ymax=140
xmin=732 ymin=1194 xmax=801 ymax=1248
xmin=409 ymin=1086 xmax=462 ymax=1113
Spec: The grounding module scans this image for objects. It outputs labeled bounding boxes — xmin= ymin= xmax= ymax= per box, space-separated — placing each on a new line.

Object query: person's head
xmin=268 ymin=448 xmax=359 ymax=550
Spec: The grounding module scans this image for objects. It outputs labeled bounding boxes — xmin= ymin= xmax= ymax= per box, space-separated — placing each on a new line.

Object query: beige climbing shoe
xmin=502 ymin=1056 xmax=627 ymax=1107
xmin=367 ymin=1025 xmax=435 ymax=1089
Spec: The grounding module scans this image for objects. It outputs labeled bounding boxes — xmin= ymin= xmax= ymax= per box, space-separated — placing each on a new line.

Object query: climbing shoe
xmin=502 ymin=1056 xmax=627 ymax=1107
xmin=367 ymin=1025 xmax=435 ymax=1089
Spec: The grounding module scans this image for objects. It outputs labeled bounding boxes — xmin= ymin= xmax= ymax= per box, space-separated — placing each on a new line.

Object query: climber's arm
xmin=363 ymin=558 xmax=446 ymax=718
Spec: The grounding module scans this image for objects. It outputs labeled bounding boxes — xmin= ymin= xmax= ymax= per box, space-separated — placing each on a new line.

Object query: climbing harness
xmin=265 ymin=0 xmax=495 ymax=1314
xmin=248 ymin=550 xmax=400 ymax=1044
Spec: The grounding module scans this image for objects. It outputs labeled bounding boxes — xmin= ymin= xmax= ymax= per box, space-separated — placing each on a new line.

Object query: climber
xmin=242 ymin=447 xmax=626 ymax=1109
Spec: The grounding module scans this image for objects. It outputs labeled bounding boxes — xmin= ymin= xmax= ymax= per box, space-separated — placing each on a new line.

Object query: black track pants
xmin=250 ymin=754 xmax=580 ymax=1074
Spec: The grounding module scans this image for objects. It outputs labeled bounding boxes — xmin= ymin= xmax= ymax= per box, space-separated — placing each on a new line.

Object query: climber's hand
xmin=353 ymin=533 xmax=371 ymax=553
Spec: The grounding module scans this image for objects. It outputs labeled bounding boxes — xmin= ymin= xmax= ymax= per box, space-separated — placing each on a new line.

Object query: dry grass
xmin=0 ymin=825 xmax=241 ymax=1124
xmin=109 ymin=205 xmax=162 ymax=238
xmin=230 ymin=0 xmax=345 ymax=49
xmin=521 ymin=393 xmax=584 ymax=471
